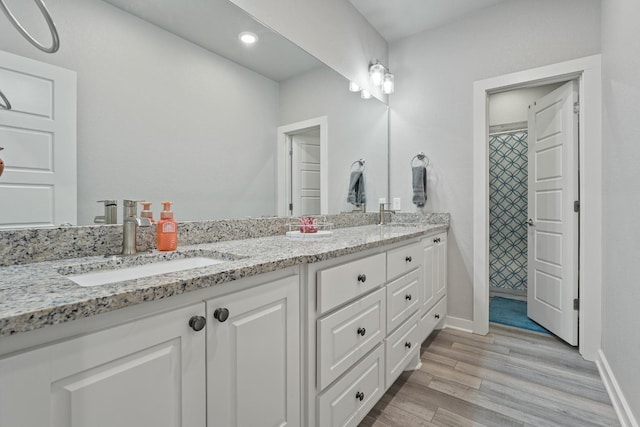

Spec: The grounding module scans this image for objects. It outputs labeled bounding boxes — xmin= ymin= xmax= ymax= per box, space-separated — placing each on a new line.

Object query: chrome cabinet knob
xmin=355 ymin=391 xmax=364 ymax=401
xmin=405 ymin=341 xmax=412 ymax=349
xmin=188 ymin=315 xmax=206 ymax=331
xmin=405 ymin=294 xmax=412 ymax=301
xmin=405 ymin=256 xmax=412 ymax=262
xmin=435 ymin=314 xmax=440 ymax=319
xmin=357 ymin=327 xmax=366 ymax=336
xmin=526 ymin=218 xmax=534 ymax=226
xmin=214 ymin=308 xmax=230 ymax=322
xmin=357 ymin=274 xmax=367 ymax=283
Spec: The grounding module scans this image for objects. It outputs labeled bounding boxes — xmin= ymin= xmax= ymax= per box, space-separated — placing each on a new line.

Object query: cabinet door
xmin=0 ymin=303 xmax=207 ymax=427
xmin=421 ymin=237 xmax=436 ymax=313
xmin=435 ymin=233 xmax=447 ymax=301
xmin=206 ymin=275 xmax=300 ymax=427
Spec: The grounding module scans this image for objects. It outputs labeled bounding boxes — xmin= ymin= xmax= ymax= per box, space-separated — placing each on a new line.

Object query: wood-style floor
xmin=360 ymin=324 xmax=619 ymax=427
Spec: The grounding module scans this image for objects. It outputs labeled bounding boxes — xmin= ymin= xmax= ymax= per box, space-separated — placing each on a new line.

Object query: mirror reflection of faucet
xmin=94 ymin=200 xmax=118 ymax=224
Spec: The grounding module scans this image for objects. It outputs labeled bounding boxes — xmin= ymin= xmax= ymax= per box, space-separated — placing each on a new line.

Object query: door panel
xmin=291 ymin=130 xmax=321 ymax=216
xmin=527 ymin=80 xmax=579 ymax=345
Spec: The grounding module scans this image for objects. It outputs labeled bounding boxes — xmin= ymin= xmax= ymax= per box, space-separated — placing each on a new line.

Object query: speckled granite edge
xmin=0 ymin=222 xmax=448 ymax=337
xmin=0 ymin=212 xmax=449 ymax=266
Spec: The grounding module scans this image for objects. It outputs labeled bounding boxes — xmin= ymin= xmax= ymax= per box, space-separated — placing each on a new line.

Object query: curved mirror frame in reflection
xmin=0 ymin=0 xmax=388 ymax=227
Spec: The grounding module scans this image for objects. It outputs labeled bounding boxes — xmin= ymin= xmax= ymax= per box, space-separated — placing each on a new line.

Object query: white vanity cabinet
xmin=205 ymin=275 xmax=300 ymax=427
xmin=0 ymin=303 xmax=207 ymax=427
xmin=419 ymin=232 xmax=447 ymax=343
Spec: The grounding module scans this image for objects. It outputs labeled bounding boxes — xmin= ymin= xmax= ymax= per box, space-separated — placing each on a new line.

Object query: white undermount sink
xmin=67 ymin=257 xmax=224 ymax=287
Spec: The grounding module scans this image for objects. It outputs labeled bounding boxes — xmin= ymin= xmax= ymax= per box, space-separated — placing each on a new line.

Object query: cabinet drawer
xmin=385 ymin=312 xmax=420 ymax=388
xmin=386 ymin=269 xmax=421 ymax=333
xmin=317 ymin=253 xmax=386 ymax=314
xmin=318 ymin=345 xmax=385 ymax=427
xmin=317 ymin=288 xmax=385 ymax=390
xmin=386 ymin=242 xmax=422 ymax=281
xmin=419 ymin=296 xmax=447 ymax=344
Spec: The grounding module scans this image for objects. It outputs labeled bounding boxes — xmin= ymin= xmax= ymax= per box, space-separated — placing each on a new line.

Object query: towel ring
xmin=410 ymin=152 xmax=430 ymax=168
xmin=0 ymin=90 xmax=10 ymax=110
xmin=350 ymin=158 xmax=365 ymax=172
xmin=0 ymin=0 xmax=60 ymax=53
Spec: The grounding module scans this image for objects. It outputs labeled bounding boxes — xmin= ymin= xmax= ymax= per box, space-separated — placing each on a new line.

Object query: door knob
xmin=188 ymin=315 xmax=206 ymax=331
xmin=526 ymin=218 xmax=534 ymax=226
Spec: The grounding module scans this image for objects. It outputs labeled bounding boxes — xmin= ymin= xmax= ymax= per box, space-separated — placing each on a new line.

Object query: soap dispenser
xmin=140 ymin=201 xmax=155 ymax=224
xmin=157 ymin=201 xmax=177 ymax=251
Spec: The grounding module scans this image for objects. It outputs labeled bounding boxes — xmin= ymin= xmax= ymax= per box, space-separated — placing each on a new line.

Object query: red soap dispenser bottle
xmin=157 ymin=201 xmax=177 ymax=251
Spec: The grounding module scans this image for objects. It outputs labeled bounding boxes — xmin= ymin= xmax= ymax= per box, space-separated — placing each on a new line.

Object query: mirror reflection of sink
xmin=66 ymin=257 xmax=225 ymax=287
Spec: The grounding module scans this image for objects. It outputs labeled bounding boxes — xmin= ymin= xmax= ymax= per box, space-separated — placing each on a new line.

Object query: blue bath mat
xmin=489 ymin=297 xmax=550 ymax=334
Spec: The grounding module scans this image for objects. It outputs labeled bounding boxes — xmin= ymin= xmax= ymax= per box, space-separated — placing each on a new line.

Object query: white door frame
xmin=277 ymin=116 xmax=328 ymax=216
xmin=472 ymin=55 xmax=602 ymax=360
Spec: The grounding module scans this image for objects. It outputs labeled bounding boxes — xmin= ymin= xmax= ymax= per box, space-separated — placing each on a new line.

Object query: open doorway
xmin=487 ymin=82 xmax=566 ymax=337
xmin=472 ymin=55 xmax=602 ymax=360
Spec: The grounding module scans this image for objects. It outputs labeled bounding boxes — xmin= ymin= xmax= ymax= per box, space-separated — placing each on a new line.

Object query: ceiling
xmin=349 ymin=0 xmax=512 ymax=43
xmin=102 ymin=0 xmax=321 ymax=81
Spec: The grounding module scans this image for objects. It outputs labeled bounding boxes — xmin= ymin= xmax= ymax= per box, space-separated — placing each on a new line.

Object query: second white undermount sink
xmin=67 ymin=257 xmax=224 ymax=287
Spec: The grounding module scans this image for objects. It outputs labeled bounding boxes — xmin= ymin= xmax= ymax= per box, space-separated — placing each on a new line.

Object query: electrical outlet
xmin=393 ymin=198 xmax=401 ymax=210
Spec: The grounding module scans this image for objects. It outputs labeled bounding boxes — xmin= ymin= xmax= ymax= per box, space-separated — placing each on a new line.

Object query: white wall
xmin=601 ymin=0 xmax=640 ymax=420
xmin=0 ymin=0 xmax=279 ymax=224
xmin=388 ymin=0 xmax=601 ymax=320
xmin=279 ymin=66 xmax=388 ymax=213
xmin=228 ymin=0 xmax=388 ymax=101
xmin=489 ymin=84 xmax=561 ymax=126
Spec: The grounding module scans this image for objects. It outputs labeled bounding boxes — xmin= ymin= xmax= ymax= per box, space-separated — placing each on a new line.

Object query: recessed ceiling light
xmin=239 ymin=32 xmax=258 ymax=45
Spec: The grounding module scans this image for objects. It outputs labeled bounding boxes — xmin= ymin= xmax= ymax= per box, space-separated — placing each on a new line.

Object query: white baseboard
xmin=597 ymin=349 xmax=639 ymax=427
xmin=443 ymin=315 xmax=474 ymax=333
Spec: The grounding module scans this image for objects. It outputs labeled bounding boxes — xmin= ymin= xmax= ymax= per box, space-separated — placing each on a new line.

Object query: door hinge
xmin=573 ymin=298 xmax=580 ymax=310
xmin=573 ymin=101 xmax=580 ymax=114
xmin=574 ymin=200 xmax=580 ymax=213
xmin=288 ymin=203 xmax=293 ymax=211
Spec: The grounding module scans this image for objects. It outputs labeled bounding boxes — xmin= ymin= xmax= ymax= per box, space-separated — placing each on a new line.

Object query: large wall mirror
xmin=0 ymin=0 xmax=388 ymax=227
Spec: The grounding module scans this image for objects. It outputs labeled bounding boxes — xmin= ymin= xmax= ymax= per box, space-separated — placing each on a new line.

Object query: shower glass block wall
xmin=489 ymin=131 xmax=528 ymax=297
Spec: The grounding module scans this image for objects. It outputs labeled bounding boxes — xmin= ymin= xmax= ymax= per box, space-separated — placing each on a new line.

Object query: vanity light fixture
xmin=369 ymin=60 xmax=385 ymax=86
xmin=382 ymin=72 xmax=394 ymax=94
xmin=369 ymin=60 xmax=395 ymax=95
xmin=238 ymin=31 xmax=258 ymax=45
xmin=348 ymin=81 xmax=361 ymax=92
xmin=360 ymin=89 xmax=372 ymax=99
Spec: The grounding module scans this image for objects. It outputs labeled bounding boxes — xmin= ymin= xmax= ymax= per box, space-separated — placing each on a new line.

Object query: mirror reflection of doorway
xmin=288 ymin=127 xmax=321 ymax=216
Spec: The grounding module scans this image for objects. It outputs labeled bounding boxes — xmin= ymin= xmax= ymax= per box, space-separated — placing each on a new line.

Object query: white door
xmin=527 ymin=80 xmax=579 ymax=345
xmin=291 ymin=128 xmax=321 ymax=216
xmin=206 ymin=275 xmax=300 ymax=427
xmin=0 ymin=50 xmax=76 ymax=228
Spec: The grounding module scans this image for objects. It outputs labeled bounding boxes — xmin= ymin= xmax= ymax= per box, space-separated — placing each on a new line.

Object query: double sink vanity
xmin=0 ymin=213 xmax=449 ymax=427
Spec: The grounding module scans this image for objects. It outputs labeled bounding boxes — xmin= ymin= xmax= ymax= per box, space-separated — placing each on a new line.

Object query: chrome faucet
xmin=122 ymin=200 xmax=152 ymax=255
xmin=379 ymin=202 xmax=396 ymax=225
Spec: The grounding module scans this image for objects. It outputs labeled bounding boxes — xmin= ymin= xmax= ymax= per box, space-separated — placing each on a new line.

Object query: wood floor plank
xmin=419 ymin=358 xmax=482 ymax=389
xmin=360 ymin=326 xmax=619 ymax=427
xmin=431 ymin=407 xmax=488 ymax=427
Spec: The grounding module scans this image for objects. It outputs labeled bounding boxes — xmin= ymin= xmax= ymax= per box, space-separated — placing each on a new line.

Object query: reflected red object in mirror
xmin=0 ymin=147 xmax=3 ymax=177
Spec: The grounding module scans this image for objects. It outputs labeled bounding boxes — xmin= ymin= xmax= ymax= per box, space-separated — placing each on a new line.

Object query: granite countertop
xmin=0 ymin=223 xmax=447 ymax=337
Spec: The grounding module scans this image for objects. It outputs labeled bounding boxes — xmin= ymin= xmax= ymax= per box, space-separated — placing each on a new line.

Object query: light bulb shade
xmin=369 ymin=62 xmax=385 ymax=86
xmin=360 ymin=89 xmax=372 ymax=99
xmin=349 ymin=81 xmax=361 ymax=92
xmin=382 ymin=73 xmax=394 ymax=94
